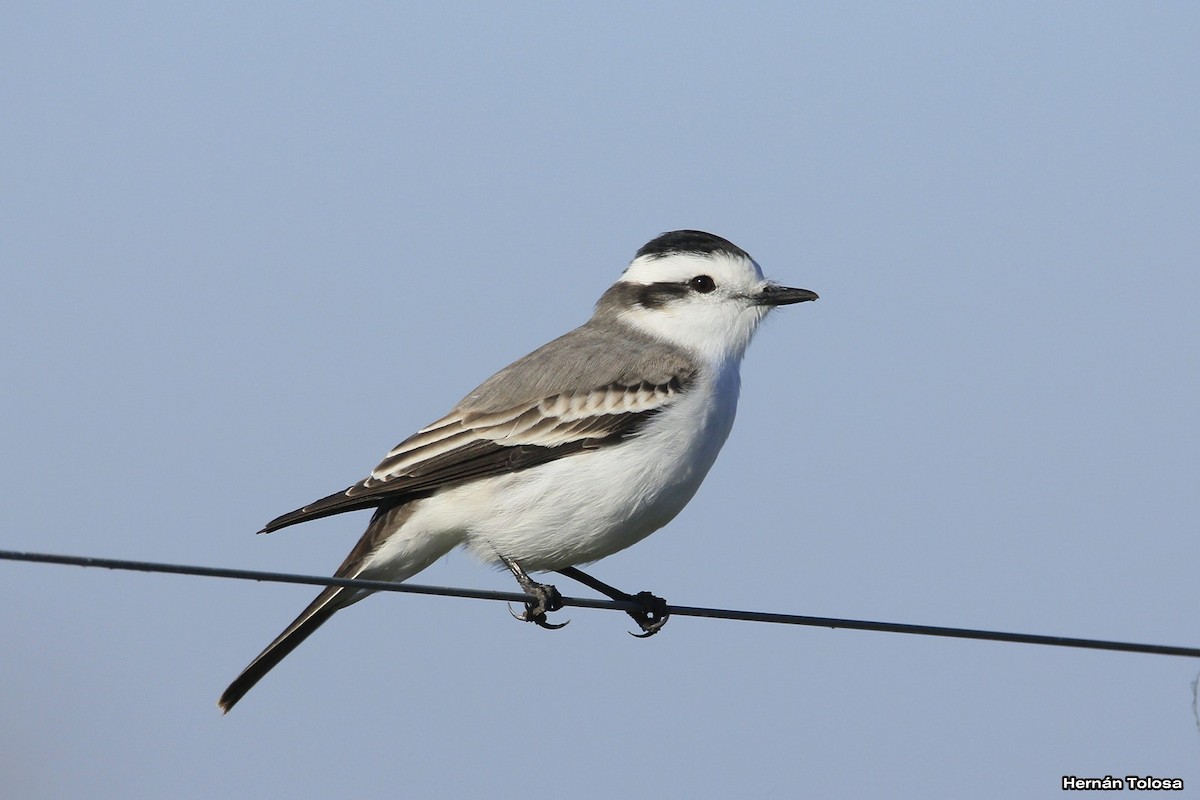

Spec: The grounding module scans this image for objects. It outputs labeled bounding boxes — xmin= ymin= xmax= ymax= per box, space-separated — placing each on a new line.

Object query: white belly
xmin=429 ymin=364 xmax=743 ymax=571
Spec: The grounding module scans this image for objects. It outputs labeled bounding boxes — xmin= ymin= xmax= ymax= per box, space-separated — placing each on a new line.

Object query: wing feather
xmin=259 ymin=375 xmax=693 ymax=534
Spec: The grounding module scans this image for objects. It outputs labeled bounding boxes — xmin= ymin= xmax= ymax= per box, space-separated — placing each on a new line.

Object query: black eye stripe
xmin=612 ymin=277 xmax=719 ymax=310
xmin=632 ymin=282 xmax=689 ymax=309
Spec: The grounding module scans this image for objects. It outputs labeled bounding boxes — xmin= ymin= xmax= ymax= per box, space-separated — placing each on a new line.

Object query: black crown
xmin=635 ymin=230 xmax=750 ymax=261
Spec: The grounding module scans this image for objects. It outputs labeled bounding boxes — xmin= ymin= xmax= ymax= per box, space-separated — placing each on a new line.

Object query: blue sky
xmin=3 ymin=3 xmax=1198 ymax=798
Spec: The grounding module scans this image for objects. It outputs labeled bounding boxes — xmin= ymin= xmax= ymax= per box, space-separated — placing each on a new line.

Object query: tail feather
xmin=217 ymin=585 xmax=366 ymax=713
xmin=258 ymin=487 xmax=382 ymax=534
xmin=222 ymin=505 xmax=427 ymax=712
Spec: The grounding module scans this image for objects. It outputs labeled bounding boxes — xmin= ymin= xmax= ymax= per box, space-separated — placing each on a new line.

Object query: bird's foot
xmin=625 ymin=590 xmax=670 ymax=638
xmin=554 ymin=567 xmax=669 ymax=637
xmin=501 ymin=556 xmax=569 ymax=630
xmin=507 ymin=583 xmax=568 ymax=630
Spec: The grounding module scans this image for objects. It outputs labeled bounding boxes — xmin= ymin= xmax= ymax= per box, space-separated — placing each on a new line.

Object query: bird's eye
xmin=689 ymin=275 xmax=716 ymax=293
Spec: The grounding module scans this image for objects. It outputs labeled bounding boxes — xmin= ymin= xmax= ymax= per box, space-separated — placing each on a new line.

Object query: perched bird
xmin=219 ymin=230 xmax=817 ymax=712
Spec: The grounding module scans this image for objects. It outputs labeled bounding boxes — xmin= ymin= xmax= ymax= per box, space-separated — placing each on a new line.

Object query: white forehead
xmin=619 ymin=251 xmax=766 ymax=287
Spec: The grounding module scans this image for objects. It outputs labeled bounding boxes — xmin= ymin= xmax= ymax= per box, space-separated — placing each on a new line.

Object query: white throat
xmin=614 ymin=251 xmax=772 ymax=365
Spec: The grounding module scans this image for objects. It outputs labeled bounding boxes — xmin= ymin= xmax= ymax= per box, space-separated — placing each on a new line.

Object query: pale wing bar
xmin=259 ymin=378 xmax=689 ymax=534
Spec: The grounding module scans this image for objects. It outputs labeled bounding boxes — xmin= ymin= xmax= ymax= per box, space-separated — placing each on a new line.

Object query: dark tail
xmin=258 ymin=486 xmax=382 ymax=534
xmin=218 ymin=585 xmax=365 ymax=713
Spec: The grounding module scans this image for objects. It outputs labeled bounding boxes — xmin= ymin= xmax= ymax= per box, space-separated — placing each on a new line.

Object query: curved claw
xmin=507 ymin=602 xmax=570 ymax=630
xmin=626 ymin=617 xmax=667 ymax=638
xmin=624 ymin=591 xmax=670 ymax=638
xmin=500 ymin=556 xmax=569 ymax=630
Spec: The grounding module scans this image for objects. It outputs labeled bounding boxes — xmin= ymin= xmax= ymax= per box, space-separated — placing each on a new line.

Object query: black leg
xmin=556 ymin=566 xmax=669 ymax=637
xmin=500 ymin=556 xmax=568 ymax=630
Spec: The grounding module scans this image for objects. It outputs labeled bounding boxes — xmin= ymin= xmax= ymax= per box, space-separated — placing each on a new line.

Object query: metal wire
xmin=2 ymin=548 xmax=1197 ymax=658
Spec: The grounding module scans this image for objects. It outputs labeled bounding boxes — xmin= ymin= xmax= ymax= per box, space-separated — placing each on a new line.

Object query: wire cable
xmin=2 ymin=548 xmax=1197 ymax=658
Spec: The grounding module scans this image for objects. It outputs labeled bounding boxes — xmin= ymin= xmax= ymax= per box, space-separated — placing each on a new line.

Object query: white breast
xmin=429 ymin=360 xmax=745 ymax=571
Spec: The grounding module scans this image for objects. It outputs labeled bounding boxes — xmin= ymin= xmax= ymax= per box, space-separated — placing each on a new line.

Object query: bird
xmin=218 ymin=230 xmax=817 ymax=712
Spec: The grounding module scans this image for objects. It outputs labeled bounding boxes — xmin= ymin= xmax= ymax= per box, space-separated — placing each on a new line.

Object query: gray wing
xmin=260 ymin=319 xmax=697 ymax=533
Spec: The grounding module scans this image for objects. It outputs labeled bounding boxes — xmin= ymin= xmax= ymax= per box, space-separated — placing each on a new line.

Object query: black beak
xmin=754 ymin=284 xmax=819 ymax=306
